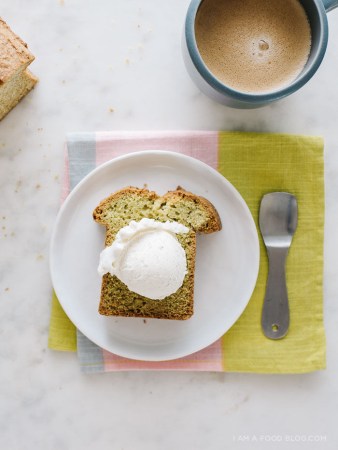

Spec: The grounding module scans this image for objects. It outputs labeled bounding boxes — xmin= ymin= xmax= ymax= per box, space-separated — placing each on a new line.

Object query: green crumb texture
xmin=93 ymin=186 xmax=221 ymax=320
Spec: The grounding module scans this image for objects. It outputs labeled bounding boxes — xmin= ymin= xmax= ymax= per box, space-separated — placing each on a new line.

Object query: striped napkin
xmin=49 ymin=131 xmax=326 ymax=374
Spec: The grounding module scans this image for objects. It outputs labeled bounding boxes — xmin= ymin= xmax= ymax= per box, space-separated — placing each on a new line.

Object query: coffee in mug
xmin=194 ymin=0 xmax=312 ymax=93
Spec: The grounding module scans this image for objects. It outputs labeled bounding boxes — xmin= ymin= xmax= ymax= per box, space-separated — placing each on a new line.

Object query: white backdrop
xmin=0 ymin=1 xmax=337 ymax=449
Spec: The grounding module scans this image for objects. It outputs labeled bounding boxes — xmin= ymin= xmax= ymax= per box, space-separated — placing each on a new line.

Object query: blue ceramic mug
xmin=183 ymin=0 xmax=338 ymax=108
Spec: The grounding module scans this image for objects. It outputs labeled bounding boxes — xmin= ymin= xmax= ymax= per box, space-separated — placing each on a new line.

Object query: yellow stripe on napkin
xmin=48 ymin=291 xmax=77 ymax=352
xmin=218 ymin=132 xmax=325 ymax=373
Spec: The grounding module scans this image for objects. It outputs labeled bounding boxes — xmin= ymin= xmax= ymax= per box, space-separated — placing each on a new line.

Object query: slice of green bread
xmin=93 ymin=187 xmax=221 ymax=320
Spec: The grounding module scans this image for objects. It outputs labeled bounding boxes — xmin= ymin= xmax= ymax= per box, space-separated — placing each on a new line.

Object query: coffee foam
xmin=195 ymin=0 xmax=311 ymax=93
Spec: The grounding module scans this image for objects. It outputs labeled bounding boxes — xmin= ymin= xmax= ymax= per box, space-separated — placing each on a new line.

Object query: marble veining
xmin=0 ymin=1 xmax=338 ymax=449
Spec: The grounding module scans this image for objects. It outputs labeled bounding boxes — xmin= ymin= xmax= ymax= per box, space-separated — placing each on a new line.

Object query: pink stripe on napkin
xmin=95 ymin=131 xmax=219 ymax=169
xmin=102 ymin=339 xmax=223 ymax=371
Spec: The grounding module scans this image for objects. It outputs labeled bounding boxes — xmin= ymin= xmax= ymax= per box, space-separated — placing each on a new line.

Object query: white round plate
xmin=50 ymin=151 xmax=259 ymax=361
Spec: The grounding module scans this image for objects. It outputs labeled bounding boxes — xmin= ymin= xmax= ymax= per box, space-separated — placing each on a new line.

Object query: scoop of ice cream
xmin=98 ymin=219 xmax=189 ymax=300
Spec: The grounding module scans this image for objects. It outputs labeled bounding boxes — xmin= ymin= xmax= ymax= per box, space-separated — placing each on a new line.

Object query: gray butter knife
xmin=259 ymin=192 xmax=298 ymax=339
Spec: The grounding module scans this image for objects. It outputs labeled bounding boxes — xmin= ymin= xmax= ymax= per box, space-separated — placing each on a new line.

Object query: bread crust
xmin=93 ymin=186 xmax=222 ymax=233
xmin=0 ymin=18 xmax=35 ymax=83
xmin=164 ymin=186 xmax=222 ymax=233
xmin=93 ymin=187 xmax=158 ymax=224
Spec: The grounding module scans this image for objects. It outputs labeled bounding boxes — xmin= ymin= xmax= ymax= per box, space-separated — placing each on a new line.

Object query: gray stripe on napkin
xmin=76 ymin=330 xmax=105 ymax=373
xmin=67 ymin=133 xmax=105 ymax=372
xmin=67 ymin=132 xmax=96 ymax=190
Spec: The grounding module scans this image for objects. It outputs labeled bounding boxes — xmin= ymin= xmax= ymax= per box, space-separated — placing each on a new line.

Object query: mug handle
xmin=322 ymin=0 xmax=338 ymax=11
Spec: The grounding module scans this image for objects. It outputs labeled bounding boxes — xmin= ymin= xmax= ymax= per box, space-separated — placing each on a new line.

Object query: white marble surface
xmin=1 ymin=0 xmax=338 ymax=449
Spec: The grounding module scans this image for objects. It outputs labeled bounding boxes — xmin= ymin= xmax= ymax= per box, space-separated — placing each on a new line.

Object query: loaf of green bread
xmin=0 ymin=18 xmax=37 ymax=120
